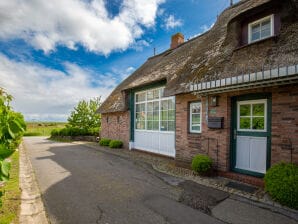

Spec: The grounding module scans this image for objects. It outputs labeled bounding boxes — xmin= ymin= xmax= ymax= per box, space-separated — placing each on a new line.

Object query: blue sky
xmin=0 ymin=0 xmax=238 ymax=121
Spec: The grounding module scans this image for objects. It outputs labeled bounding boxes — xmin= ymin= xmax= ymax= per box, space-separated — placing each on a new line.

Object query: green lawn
xmin=24 ymin=122 xmax=66 ymax=136
xmin=0 ymin=151 xmax=20 ymax=224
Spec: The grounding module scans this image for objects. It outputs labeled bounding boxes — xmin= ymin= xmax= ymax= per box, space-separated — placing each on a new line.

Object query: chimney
xmin=170 ymin=32 xmax=184 ymax=49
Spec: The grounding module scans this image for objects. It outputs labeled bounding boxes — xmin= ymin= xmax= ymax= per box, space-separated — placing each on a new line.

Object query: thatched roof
xmin=99 ymin=0 xmax=298 ymax=114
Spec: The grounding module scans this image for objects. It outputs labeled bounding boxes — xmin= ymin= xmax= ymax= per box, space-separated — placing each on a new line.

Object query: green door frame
xmin=230 ymin=93 xmax=272 ymax=177
xmin=128 ymin=80 xmax=167 ymax=142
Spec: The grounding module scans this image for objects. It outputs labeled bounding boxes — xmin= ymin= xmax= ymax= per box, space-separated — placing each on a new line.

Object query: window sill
xmin=235 ymin=35 xmax=278 ymax=51
xmin=188 ymin=131 xmax=202 ymax=135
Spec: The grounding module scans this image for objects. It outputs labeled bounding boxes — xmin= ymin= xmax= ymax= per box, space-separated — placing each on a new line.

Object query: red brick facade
xmin=101 ymin=112 xmax=130 ymax=149
xmin=175 ymin=85 xmax=298 ymax=173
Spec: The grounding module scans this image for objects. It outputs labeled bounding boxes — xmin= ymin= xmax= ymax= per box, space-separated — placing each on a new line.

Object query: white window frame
xmin=134 ymin=87 xmax=175 ymax=133
xmin=189 ymin=102 xmax=202 ymax=133
xmin=248 ymin=14 xmax=274 ymax=44
xmin=237 ymin=99 xmax=267 ymax=132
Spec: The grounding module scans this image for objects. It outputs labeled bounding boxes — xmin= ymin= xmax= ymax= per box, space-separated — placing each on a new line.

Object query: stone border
xmin=19 ymin=143 xmax=49 ymax=224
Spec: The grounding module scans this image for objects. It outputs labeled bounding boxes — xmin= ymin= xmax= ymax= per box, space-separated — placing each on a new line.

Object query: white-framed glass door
xmin=232 ymin=96 xmax=271 ymax=176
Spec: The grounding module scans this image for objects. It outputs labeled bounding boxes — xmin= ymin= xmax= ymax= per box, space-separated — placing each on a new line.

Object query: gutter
xmin=189 ymin=64 xmax=298 ymax=95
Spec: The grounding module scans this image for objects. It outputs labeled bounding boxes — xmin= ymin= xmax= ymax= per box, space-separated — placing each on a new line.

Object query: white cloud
xmin=0 ymin=53 xmax=123 ymax=121
xmin=131 ymin=39 xmax=150 ymax=51
xmin=0 ymin=0 xmax=164 ymax=55
xmin=164 ymin=15 xmax=183 ymax=30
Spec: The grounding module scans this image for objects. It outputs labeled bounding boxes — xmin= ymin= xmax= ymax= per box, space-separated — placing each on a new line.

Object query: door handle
xmin=234 ymin=129 xmax=237 ymax=140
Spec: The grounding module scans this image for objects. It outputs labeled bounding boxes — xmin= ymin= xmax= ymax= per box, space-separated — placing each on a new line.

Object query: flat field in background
xmin=24 ymin=122 xmax=66 ymax=136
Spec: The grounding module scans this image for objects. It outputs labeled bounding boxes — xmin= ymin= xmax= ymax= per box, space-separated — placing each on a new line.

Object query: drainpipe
xmin=205 ymin=95 xmax=209 ymax=123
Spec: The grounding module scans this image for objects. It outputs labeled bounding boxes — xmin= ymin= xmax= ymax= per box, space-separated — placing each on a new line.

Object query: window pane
xmin=147 ymin=112 xmax=153 ymax=120
xmin=251 ymin=23 xmax=260 ymax=33
xmin=251 ymin=32 xmax=260 ymax=41
xmin=147 ymin=121 xmax=153 ymax=130
xmin=192 ymin=125 xmax=200 ymax=132
xmin=161 ymin=100 xmax=168 ymax=110
xmin=192 ymin=114 xmax=201 ymax=124
xmin=252 ymin=117 xmax=264 ymax=130
xmin=153 ymin=111 xmax=159 ymax=120
xmin=153 ymin=89 xmax=159 ymax=99
xmin=136 ymin=92 xmax=146 ymax=102
xmin=153 ymin=101 xmax=159 ymax=111
xmin=160 ymin=88 xmax=164 ymax=97
xmin=153 ymin=121 xmax=159 ymax=130
xmin=240 ymin=117 xmax=251 ymax=129
xmin=160 ymin=121 xmax=168 ymax=131
xmin=147 ymin=102 xmax=153 ymax=111
xmin=191 ymin=103 xmax=201 ymax=113
xmin=168 ymin=121 xmax=175 ymax=131
xmin=147 ymin=90 xmax=153 ymax=100
xmin=161 ymin=110 xmax=168 ymax=120
xmin=261 ymin=28 xmax=270 ymax=38
xmin=261 ymin=20 xmax=270 ymax=30
xmin=136 ymin=121 xmax=145 ymax=129
xmin=168 ymin=110 xmax=175 ymax=120
xmin=240 ymin=104 xmax=251 ymax=116
xmin=136 ymin=103 xmax=145 ymax=112
xmin=253 ymin=104 xmax=264 ymax=116
xmin=168 ymin=99 xmax=175 ymax=110
xmin=136 ymin=112 xmax=145 ymax=120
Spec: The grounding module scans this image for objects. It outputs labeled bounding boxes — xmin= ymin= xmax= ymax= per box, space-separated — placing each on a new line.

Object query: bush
xmin=99 ymin=138 xmax=111 ymax=146
xmin=109 ymin=140 xmax=123 ymax=148
xmin=264 ymin=162 xmax=298 ymax=209
xmin=191 ymin=154 xmax=212 ymax=174
xmin=51 ymin=129 xmax=60 ymax=137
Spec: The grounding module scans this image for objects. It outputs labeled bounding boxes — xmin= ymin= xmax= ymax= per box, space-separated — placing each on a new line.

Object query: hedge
xmin=264 ymin=162 xmax=298 ymax=209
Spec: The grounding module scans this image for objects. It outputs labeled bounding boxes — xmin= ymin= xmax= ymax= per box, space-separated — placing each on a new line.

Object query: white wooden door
xmin=234 ymin=99 xmax=268 ymax=174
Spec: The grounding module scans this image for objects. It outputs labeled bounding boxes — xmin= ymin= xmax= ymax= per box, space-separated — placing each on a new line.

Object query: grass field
xmin=24 ymin=122 xmax=66 ymax=136
xmin=0 ymin=151 xmax=20 ymax=224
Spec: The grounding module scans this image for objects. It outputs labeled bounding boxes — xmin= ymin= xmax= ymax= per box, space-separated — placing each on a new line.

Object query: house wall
xmin=175 ymin=84 xmax=298 ymax=172
xmin=101 ymin=112 xmax=130 ymax=148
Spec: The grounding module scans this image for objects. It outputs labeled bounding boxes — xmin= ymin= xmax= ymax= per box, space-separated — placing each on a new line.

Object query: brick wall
xmin=271 ymin=85 xmax=298 ymax=165
xmin=175 ymin=84 xmax=298 ymax=173
xmin=175 ymin=94 xmax=202 ymax=165
xmin=101 ymin=111 xmax=130 ymax=148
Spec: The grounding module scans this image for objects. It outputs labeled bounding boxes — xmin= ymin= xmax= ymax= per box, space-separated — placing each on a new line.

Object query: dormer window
xmin=248 ymin=15 xmax=274 ymax=43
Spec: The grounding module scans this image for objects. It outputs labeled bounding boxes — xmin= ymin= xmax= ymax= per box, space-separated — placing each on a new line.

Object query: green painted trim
xmin=230 ymin=93 xmax=272 ymax=177
xmin=129 ymin=90 xmax=135 ymax=141
xmin=128 ymin=80 xmax=167 ymax=142
xmin=233 ymin=168 xmax=265 ymax=178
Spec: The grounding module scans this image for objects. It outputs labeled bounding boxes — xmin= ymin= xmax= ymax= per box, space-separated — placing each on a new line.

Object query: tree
xmin=0 ymin=88 xmax=26 ymax=181
xmin=67 ymin=97 xmax=101 ymax=130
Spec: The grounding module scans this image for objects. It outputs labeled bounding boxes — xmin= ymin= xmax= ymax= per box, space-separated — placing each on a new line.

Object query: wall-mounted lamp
xmin=210 ymin=96 xmax=219 ymax=107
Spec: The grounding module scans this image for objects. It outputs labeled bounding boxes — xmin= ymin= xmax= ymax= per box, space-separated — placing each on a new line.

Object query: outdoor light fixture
xmin=210 ymin=96 xmax=219 ymax=106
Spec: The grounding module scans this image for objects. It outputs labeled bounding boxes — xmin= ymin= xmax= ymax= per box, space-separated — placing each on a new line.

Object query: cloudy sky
xmin=0 ymin=0 xmax=237 ymax=121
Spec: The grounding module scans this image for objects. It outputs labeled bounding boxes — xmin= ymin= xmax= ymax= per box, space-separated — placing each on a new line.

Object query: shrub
xmin=59 ymin=127 xmax=70 ymax=136
xmin=109 ymin=140 xmax=123 ymax=148
xmin=88 ymin=127 xmax=100 ymax=136
xmin=51 ymin=129 xmax=60 ymax=137
xmin=99 ymin=138 xmax=111 ymax=146
xmin=191 ymin=154 xmax=212 ymax=174
xmin=264 ymin=162 xmax=298 ymax=209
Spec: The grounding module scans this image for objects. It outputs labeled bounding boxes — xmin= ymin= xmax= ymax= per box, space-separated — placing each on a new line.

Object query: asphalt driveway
xmin=23 ymin=137 xmax=223 ymax=224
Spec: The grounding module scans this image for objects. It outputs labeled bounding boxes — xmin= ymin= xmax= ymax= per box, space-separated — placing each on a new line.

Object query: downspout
xmin=205 ymin=95 xmax=209 ymax=123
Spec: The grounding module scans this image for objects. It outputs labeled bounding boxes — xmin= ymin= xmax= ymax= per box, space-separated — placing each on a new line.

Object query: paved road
xmin=23 ymin=137 xmax=223 ymax=224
